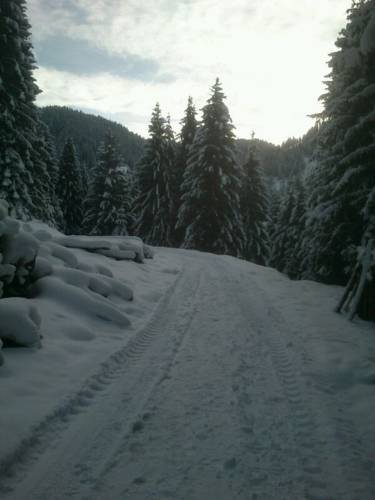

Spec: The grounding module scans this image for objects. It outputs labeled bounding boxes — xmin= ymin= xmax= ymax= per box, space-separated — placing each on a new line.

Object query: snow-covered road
xmin=1 ymin=249 xmax=374 ymax=499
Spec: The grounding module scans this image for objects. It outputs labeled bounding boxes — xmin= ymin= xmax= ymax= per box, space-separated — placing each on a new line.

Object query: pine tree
xmin=173 ymin=97 xmax=198 ymax=245
xmin=83 ymin=145 xmax=109 ymax=235
xmin=164 ymin=115 xmax=178 ymax=244
xmin=269 ymin=183 xmax=295 ymax=272
xmin=57 ymin=138 xmax=83 ymax=234
xmin=177 ymin=79 xmax=244 ymax=256
xmin=80 ymin=161 xmax=89 ymax=201
xmin=336 ymin=187 xmax=375 ymax=320
xmin=38 ymin=121 xmax=63 ymax=227
xmin=284 ymin=176 xmax=306 ymax=279
xmin=32 ymin=120 xmax=63 ymax=225
xmin=240 ymin=143 xmax=270 ymax=265
xmin=134 ymin=103 xmax=172 ymax=246
xmin=303 ymin=0 xmax=375 ymax=285
xmin=93 ymin=133 xmax=133 ymax=236
xmin=0 ymin=0 xmax=56 ymax=222
xmin=267 ymin=189 xmax=281 ymax=243
xmin=269 ymin=175 xmax=306 ymax=277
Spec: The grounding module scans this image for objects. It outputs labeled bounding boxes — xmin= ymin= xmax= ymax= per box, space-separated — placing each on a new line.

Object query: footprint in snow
xmin=133 ymin=477 xmax=146 ymax=485
xmin=224 ymin=457 xmax=237 ymax=470
xmin=132 ymin=420 xmax=144 ymax=433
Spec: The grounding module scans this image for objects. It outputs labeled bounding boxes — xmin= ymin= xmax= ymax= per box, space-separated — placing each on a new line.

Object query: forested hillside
xmin=40 ymin=106 xmax=145 ymax=169
xmin=237 ymin=126 xmax=319 ymax=183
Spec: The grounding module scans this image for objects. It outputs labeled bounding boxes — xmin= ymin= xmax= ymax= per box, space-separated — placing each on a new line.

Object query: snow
xmin=0 ymin=298 xmax=41 ymax=347
xmin=0 ymin=246 xmax=374 ymax=499
xmin=54 ymin=234 xmax=150 ymax=263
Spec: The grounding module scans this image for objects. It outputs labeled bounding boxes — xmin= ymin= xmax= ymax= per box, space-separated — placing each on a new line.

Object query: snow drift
xmin=0 ymin=205 xmax=153 ymax=360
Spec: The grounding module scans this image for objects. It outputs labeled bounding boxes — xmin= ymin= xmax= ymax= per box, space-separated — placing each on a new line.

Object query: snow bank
xmin=0 ymin=209 xmax=157 ymax=366
xmin=0 ymin=298 xmax=41 ymax=347
xmin=54 ymin=234 xmax=153 ymax=263
xmin=0 ymin=230 xmax=179 ymax=464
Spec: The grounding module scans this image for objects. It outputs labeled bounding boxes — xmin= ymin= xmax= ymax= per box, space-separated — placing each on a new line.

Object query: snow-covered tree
xmin=267 ymin=188 xmax=281 ymax=243
xmin=134 ymin=103 xmax=172 ymax=246
xmin=83 ymin=160 xmax=106 ymax=235
xmin=32 ymin=120 xmax=63 ymax=226
xmin=303 ymin=0 xmax=375 ymax=285
xmin=269 ymin=174 xmax=306 ymax=277
xmin=0 ymin=0 xmax=56 ymax=223
xmin=269 ymin=182 xmax=295 ymax=273
xmin=57 ymin=138 xmax=83 ymax=235
xmin=164 ymin=115 xmax=178 ymax=243
xmin=174 ymin=97 xmax=198 ymax=245
xmin=177 ymin=79 xmax=244 ymax=256
xmin=83 ymin=133 xmax=120 ymax=236
xmin=93 ymin=133 xmax=133 ymax=236
xmin=240 ymin=143 xmax=270 ymax=265
xmin=283 ymin=176 xmax=306 ymax=279
xmin=336 ymin=186 xmax=375 ymax=320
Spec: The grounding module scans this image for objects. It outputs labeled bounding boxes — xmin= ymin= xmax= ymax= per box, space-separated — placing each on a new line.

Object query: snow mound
xmin=29 ymin=227 xmax=136 ymax=330
xmin=34 ymin=277 xmax=131 ymax=327
xmin=0 ymin=298 xmax=41 ymax=347
xmin=54 ymin=234 xmax=153 ymax=263
xmin=63 ymin=325 xmax=95 ymax=342
xmin=52 ymin=267 xmax=133 ymax=301
xmin=0 ymin=211 xmax=157 ymax=365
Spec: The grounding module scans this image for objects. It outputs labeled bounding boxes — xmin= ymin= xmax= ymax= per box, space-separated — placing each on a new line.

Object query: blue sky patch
xmin=34 ymin=35 xmax=170 ymax=82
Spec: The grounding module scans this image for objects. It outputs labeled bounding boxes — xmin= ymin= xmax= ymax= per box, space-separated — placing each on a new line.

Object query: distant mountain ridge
xmin=40 ymin=106 xmax=146 ymax=169
xmin=41 ymin=105 xmax=317 ymax=184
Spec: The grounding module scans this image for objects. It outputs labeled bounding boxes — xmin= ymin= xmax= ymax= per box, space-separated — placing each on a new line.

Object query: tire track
xmin=248 ymin=274 xmax=374 ymax=500
xmin=84 ymin=270 xmax=203 ymax=499
xmin=0 ymin=263 xmax=184 ymax=494
xmin=0 ymin=261 xmax=203 ymax=500
xmin=223 ymin=270 xmax=304 ymax=499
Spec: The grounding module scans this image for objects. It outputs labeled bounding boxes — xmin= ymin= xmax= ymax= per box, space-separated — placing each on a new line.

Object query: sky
xmin=28 ymin=0 xmax=352 ymax=144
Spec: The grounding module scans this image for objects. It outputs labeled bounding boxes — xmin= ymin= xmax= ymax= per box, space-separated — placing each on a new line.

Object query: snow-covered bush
xmin=0 ymin=200 xmax=39 ymax=298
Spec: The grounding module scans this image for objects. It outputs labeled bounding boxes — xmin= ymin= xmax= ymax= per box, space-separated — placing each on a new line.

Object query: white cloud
xmin=29 ymin=0 xmax=351 ymax=143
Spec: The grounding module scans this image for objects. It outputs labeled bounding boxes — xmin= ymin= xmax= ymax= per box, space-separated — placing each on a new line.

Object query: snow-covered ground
xmin=0 ymin=241 xmax=374 ymax=499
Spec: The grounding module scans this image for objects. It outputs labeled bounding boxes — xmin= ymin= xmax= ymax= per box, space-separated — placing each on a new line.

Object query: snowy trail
xmin=1 ymin=250 xmax=374 ymax=500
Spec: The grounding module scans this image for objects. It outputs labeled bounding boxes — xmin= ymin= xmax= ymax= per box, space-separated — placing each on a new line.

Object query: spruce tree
xmin=303 ymin=0 xmax=375 ymax=284
xmin=283 ymin=176 xmax=306 ymax=279
xmin=174 ymin=97 xmax=197 ymax=245
xmin=32 ymin=120 xmax=62 ymax=225
xmin=177 ymin=79 xmax=244 ymax=256
xmin=267 ymin=189 xmax=281 ymax=245
xmin=269 ymin=175 xmax=306 ymax=277
xmin=93 ymin=133 xmax=133 ymax=236
xmin=336 ymin=187 xmax=375 ymax=320
xmin=164 ymin=115 xmax=178 ymax=243
xmin=57 ymin=138 xmax=83 ymax=234
xmin=0 ymin=0 xmax=56 ymax=222
xmin=82 ymin=146 xmax=109 ymax=234
xmin=240 ymin=143 xmax=270 ymax=265
xmin=269 ymin=183 xmax=295 ymax=273
xmin=134 ymin=103 xmax=172 ymax=246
